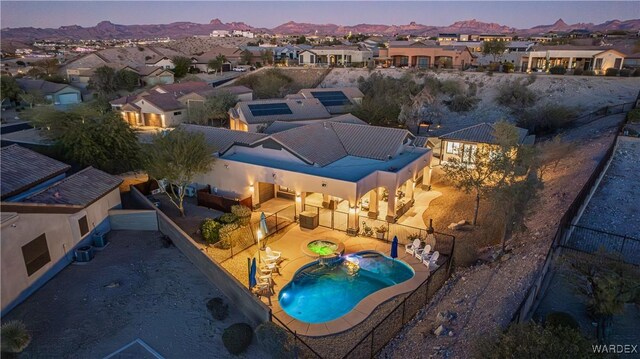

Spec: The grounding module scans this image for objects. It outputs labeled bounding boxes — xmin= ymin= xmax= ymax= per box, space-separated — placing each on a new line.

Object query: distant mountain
xmin=1 ymin=18 xmax=638 ymax=43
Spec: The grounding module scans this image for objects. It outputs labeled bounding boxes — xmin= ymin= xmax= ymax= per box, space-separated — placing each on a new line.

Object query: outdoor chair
xmin=423 ymin=251 xmax=440 ymax=270
xmin=265 ymin=247 xmax=281 ymax=261
xmin=261 ymin=258 xmax=280 ymax=275
xmin=415 ymin=244 xmax=432 ymax=259
xmin=252 ymin=283 xmax=272 ymax=305
xmin=405 ymin=238 xmax=422 ymax=256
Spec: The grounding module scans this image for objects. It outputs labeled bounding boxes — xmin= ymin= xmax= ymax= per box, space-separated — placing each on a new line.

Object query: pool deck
xmin=235 ymin=225 xmax=434 ymax=337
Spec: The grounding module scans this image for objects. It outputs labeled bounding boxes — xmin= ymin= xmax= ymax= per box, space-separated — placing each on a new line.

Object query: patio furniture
xmin=252 ymin=283 xmax=272 ymax=305
xmin=261 ymin=259 xmax=280 ymax=275
xmin=423 ymin=251 xmax=440 ymax=270
xmin=299 ymin=211 xmax=319 ymax=229
xmin=405 ymin=238 xmax=422 ymax=256
xmin=415 ymin=244 xmax=432 ymax=259
xmin=265 ymin=247 xmax=281 ymax=261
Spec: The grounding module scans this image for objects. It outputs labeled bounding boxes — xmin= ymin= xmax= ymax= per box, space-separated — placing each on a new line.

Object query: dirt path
xmin=380 ymin=116 xmax=623 ymax=358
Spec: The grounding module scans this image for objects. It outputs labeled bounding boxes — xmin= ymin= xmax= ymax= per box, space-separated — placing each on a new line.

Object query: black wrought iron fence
xmin=562 ymin=225 xmax=640 ymax=265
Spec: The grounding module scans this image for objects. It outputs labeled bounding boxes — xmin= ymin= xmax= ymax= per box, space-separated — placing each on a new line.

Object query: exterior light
xmin=249 ymin=184 xmax=254 ymax=193
xmin=295 ymin=194 xmax=301 ymax=203
xmin=350 ymin=206 xmax=357 ymax=214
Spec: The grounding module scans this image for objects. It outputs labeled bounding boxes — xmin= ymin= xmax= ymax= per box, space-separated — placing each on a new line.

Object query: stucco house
xmin=184 ymin=122 xmax=433 ymax=226
xmin=16 ymin=79 xmax=83 ymax=105
xmin=1 ymin=145 xmax=122 ymax=315
xmin=523 ymin=46 xmax=625 ymax=74
xmin=379 ymin=41 xmax=475 ymax=69
xmin=298 ymin=46 xmax=374 ymax=67
xmin=437 ymin=123 xmax=533 ymax=164
xmin=190 ymin=47 xmax=242 ymax=72
xmin=287 ymin=87 xmax=364 ymax=114
xmin=228 ymin=98 xmax=332 ymax=132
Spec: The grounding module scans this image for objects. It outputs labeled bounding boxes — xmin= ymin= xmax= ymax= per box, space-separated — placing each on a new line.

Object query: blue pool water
xmin=278 ymin=251 xmax=414 ymax=324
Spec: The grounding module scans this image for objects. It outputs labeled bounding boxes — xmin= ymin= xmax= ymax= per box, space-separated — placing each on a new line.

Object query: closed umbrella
xmin=391 ymin=236 xmax=398 ymax=259
xmin=258 ymin=212 xmax=268 ymax=249
xmin=249 ymin=258 xmax=257 ymax=288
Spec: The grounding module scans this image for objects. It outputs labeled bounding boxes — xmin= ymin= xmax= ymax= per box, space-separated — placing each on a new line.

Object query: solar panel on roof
xmin=248 ymin=103 xmax=293 ymax=117
xmin=311 ymin=91 xmax=351 ymax=107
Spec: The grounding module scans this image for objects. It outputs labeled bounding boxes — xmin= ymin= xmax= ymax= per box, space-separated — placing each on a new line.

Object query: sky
xmin=1 ymin=1 xmax=639 ymax=29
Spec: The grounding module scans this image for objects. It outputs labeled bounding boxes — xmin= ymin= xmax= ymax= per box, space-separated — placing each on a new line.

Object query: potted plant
xmin=375 ymin=225 xmax=387 ymax=239
xmin=361 ymin=221 xmax=373 ymax=237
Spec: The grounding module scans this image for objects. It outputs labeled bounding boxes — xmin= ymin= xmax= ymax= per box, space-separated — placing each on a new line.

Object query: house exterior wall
xmin=0 ymin=188 xmax=121 ymax=315
xmin=384 ymin=47 xmax=474 ymax=68
xmin=52 ymin=87 xmax=82 ymax=104
xmin=298 ymin=49 xmax=373 ymax=65
xmin=134 ymin=99 xmax=185 ymax=127
xmin=143 ymin=73 xmax=174 ymax=86
xmin=150 ymin=58 xmax=174 ymax=69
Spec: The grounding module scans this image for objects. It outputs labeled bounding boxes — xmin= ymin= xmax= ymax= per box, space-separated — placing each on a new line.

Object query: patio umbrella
xmin=249 ymin=257 xmax=257 ymax=288
xmin=259 ymin=212 xmax=269 ymax=249
xmin=391 ymin=236 xmax=398 ymax=259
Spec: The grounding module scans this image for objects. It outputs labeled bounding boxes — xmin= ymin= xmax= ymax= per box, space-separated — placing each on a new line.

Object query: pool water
xmin=278 ymin=251 xmax=414 ymax=324
xmin=307 ymin=240 xmax=339 ymax=256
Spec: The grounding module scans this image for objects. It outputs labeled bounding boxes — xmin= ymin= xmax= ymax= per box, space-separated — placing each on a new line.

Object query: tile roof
xmin=413 ymin=136 xmax=429 ymax=147
xmin=1 ymin=145 xmax=71 ymax=199
xmin=438 ymin=123 xmax=529 ymax=144
xmin=270 ymin=123 xmax=348 ymax=166
xmin=331 ymin=122 xmax=412 ymax=161
xmin=180 ymin=124 xmax=267 ymax=153
xmin=262 ymin=121 xmax=306 ymax=134
xmin=193 ymin=47 xmax=241 ymax=63
xmin=137 ymin=93 xmax=183 ymax=111
xmin=21 ymin=167 xmax=121 ymax=206
xmin=263 ymin=114 xmax=367 ymax=134
xmin=16 ymin=79 xmax=76 ymax=95
xmin=235 ymin=98 xmax=331 ymax=124
xmin=152 ymin=81 xmax=212 ymax=95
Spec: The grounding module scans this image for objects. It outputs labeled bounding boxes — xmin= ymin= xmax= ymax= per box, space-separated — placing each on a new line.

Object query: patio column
xmin=295 ymin=192 xmax=306 ymax=216
xmin=251 ymin=183 xmax=259 ymax=210
xmin=422 ymin=166 xmax=433 ymax=190
xmin=385 ymin=187 xmax=397 ymax=222
xmin=368 ymin=188 xmax=379 ymax=219
xmin=322 ymin=193 xmax=330 ymax=208
xmin=347 ymin=201 xmax=359 ymax=235
xmin=567 ymin=57 xmax=574 ymax=70
xmin=526 ymin=57 xmax=533 ymax=72
xmin=405 ymin=179 xmax=415 ymax=201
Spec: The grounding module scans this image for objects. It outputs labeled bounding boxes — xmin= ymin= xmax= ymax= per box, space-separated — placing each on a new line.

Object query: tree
xmin=535 ymin=135 xmax=575 ymax=180
xmin=443 ymin=122 xmax=535 ymax=226
xmin=142 ymin=129 xmax=215 ymax=216
xmin=188 ymin=91 xmax=238 ymax=126
xmin=241 ymin=50 xmax=254 ymax=65
xmin=1 ymin=75 xmax=22 ymax=102
xmin=296 ymin=35 xmax=307 ymax=45
xmin=171 ymin=56 xmax=192 ymax=78
xmin=89 ymin=66 xmax=118 ymax=96
xmin=482 ymin=39 xmax=507 ymax=62
xmin=31 ymin=58 xmax=60 ymax=77
xmin=115 ymin=69 xmax=139 ymax=92
xmin=19 ymin=90 xmax=46 ymax=108
xmin=207 ymin=54 xmax=227 ymax=75
xmin=26 ymin=105 xmax=140 ymax=174
xmin=260 ymin=49 xmax=274 ymax=65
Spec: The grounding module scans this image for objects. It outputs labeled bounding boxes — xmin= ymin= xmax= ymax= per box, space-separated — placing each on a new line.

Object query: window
xmin=446 ymin=141 xmax=461 ymax=154
xmin=461 ymin=144 xmax=477 ymax=163
xmin=78 ymin=215 xmax=89 ymax=237
xmin=278 ymin=186 xmax=295 ymax=194
xmin=300 ymin=55 xmax=304 ymax=63
xmin=173 ymin=111 xmax=182 ymax=116
xmin=594 ymin=58 xmax=603 ymax=70
xmin=22 ymin=234 xmax=51 ymax=276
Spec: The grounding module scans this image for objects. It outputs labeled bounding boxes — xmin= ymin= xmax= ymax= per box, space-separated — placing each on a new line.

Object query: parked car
xmin=233 ymin=67 xmax=247 ymax=72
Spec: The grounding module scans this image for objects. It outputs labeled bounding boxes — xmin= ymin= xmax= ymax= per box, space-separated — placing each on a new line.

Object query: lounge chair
xmin=265 ymin=247 xmax=281 ymax=261
xmin=415 ymin=244 xmax=431 ymax=259
xmin=423 ymin=251 xmax=440 ymax=269
xmin=405 ymin=239 xmax=422 ymax=256
xmin=261 ymin=259 xmax=279 ymax=275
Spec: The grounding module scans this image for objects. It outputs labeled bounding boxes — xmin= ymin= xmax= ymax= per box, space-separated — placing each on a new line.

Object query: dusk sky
xmin=1 ymin=1 xmax=639 ymax=29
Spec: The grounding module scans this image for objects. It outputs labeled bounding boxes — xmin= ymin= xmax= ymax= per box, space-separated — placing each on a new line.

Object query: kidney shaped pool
xmin=278 ymin=251 xmax=414 ymax=324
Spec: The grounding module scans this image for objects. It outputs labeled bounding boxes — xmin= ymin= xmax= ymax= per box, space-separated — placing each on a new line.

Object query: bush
xmin=1 ymin=321 xmax=31 ymax=353
xmin=605 ymin=68 xmax=619 ymax=77
xmin=231 ymin=205 xmax=252 ymax=226
xmin=201 ymin=219 xmax=222 ymax=244
xmin=217 ymin=222 xmax=239 ymax=249
xmin=572 ymin=67 xmax=584 ymax=76
xmin=495 ymin=79 xmax=537 ymax=110
xmin=583 ymin=70 xmax=595 ymax=76
xmin=255 ymin=322 xmax=294 ymax=359
xmin=502 ymin=62 xmax=515 ymax=73
xmin=619 ymin=69 xmax=632 ymax=77
xmin=627 ymin=109 xmax=640 ymax=123
xmin=444 ymin=95 xmax=480 ymax=112
xmin=236 ymin=69 xmax=293 ymax=98
xmin=222 ymin=323 xmax=253 ymax=355
xmin=206 ymin=297 xmax=229 ymax=320
xmin=439 ymin=79 xmax=464 ymax=97
xmin=549 ymin=66 xmax=566 ymax=75
xmin=546 ymin=312 xmax=579 ymax=330
xmin=517 ymin=104 xmax=578 ymax=135
xmin=219 ymin=213 xmax=238 ymax=224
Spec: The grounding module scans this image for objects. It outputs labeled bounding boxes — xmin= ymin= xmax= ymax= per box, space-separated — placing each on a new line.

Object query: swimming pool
xmin=278 ymin=251 xmax=414 ymax=324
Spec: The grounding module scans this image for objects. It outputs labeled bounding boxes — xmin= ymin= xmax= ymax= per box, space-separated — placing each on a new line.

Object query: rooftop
xmin=0 ymin=145 xmax=70 ymax=199
xmin=15 ymin=79 xmax=76 ymax=94
xmin=181 ymin=124 xmax=267 ymax=153
xmin=438 ymin=123 xmax=529 ymax=144
xmin=235 ymin=98 xmax=331 ymax=124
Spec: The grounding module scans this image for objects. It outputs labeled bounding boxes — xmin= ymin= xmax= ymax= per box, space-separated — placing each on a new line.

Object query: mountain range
xmin=1 ymin=18 xmax=639 ymax=42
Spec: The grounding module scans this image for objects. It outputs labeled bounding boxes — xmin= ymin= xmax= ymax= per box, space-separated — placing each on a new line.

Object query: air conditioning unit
xmin=93 ymin=232 xmax=108 ymax=249
xmin=75 ymin=246 xmax=94 ymax=263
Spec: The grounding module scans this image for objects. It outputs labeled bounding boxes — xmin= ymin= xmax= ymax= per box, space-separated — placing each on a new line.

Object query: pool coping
xmin=271 ymin=249 xmax=431 ymax=337
xmin=300 ymin=238 xmax=346 ymax=257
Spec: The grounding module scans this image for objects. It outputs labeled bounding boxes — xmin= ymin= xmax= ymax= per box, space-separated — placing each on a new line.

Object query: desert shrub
xmin=219 ymin=213 xmax=238 ymax=224
xmin=201 ymin=218 xmax=222 ymax=244
xmin=619 ymin=69 xmax=632 ymax=77
xmin=423 ymin=76 xmax=441 ymax=94
xmin=439 ymin=79 xmax=464 ymax=97
xmin=583 ymin=70 xmax=595 ymax=76
xmin=627 ymin=109 xmax=640 ymax=123
xmin=546 ymin=312 xmax=579 ymax=330
xmin=572 ymin=67 xmax=584 ymax=76
xmin=231 ymin=205 xmax=252 ymax=226
xmin=549 ymin=66 xmax=566 ymax=75
xmin=236 ymin=69 xmax=293 ymax=98
xmin=467 ymin=82 xmax=478 ymax=97
xmin=222 ymin=323 xmax=253 ymax=355
xmin=502 ymin=62 xmax=515 ymax=73
xmin=485 ymin=70 xmax=494 ymax=77
xmin=255 ymin=322 xmax=294 ymax=359
xmin=488 ymin=62 xmax=500 ymax=72
xmin=1 ymin=321 xmax=31 ymax=353
xmin=444 ymin=95 xmax=480 ymax=112
xmin=527 ymin=73 xmax=537 ymax=84
xmin=474 ymin=322 xmax=592 ymax=358
xmin=517 ymin=104 xmax=578 ymax=135
xmin=495 ymin=79 xmax=537 ymax=110
xmin=206 ymin=297 xmax=229 ymax=320
xmin=217 ymin=222 xmax=239 ymax=249
xmin=605 ymin=68 xmax=619 ymax=77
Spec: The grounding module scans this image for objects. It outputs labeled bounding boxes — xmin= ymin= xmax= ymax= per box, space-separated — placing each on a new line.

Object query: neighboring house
xmin=1 ymin=145 xmax=122 ymax=315
xmin=16 ymin=79 xmax=82 ymax=105
xmin=228 ymin=98 xmax=332 ymax=132
xmin=379 ymin=41 xmax=475 ymax=69
xmin=111 ymin=82 xmax=253 ymax=128
xmin=210 ymin=30 xmax=231 ymax=37
xmin=437 ymin=123 xmax=534 ymax=164
xmin=190 ymin=47 xmax=242 ymax=72
xmin=262 ymin=113 xmax=368 ymax=134
xmin=135 ymin=66 xmax=175 ymax=86
xmin=185 ymin=122 xmax=433 ymax=224
xmin=290 ymin=87 xmax=364 ymax=114
xmin=144 ymin=56 xmax=175 ymax=69
xmin=523 ymin=46 xmax=626 ymax=73
xmin=476 ymin=34 xmax=513 ymax=42
xmin=298 ymin=46 xmax=374 ymax=66
xmin=437 ymin=33 xmax=459 ymax=44
xmin=623 ymin=53 xmax=640 ymax=69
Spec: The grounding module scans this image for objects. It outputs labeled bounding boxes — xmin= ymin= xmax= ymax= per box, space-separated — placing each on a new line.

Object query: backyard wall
xmin=109 ymin=209 xmax=158 ymax=231
xmin=130 ymin=186 xmax=271 ymax=326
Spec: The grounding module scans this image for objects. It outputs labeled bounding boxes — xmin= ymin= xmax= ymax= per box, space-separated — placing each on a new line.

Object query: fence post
xmin=371 ymin=330 xmax=374 ymax=358
xmin=620 ymin=236 xmax=627 ymax=254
